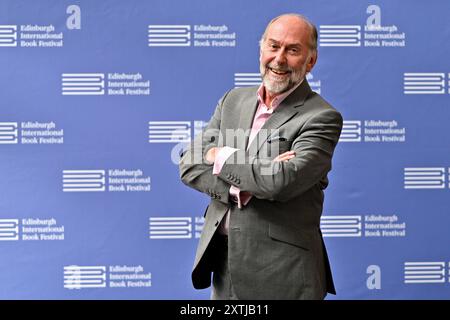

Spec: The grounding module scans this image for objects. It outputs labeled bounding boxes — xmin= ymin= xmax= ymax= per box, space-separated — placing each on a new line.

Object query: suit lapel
xmin=248 ymin=80 xmax=313 ymax=155
xmin=236 ymin=89 xmax=259 ymax=150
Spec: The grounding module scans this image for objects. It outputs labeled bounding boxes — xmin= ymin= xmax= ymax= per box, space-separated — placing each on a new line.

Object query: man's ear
xmin=306 ymin=51 xmax=317 ymax=73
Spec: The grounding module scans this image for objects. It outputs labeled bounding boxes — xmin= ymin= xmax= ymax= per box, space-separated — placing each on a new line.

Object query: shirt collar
xmin=257 ymin=79 xmax=304 ymax=111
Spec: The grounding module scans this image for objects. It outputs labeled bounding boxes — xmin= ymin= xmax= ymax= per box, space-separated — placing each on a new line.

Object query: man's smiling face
xmin=260 ymin=15 xmax=317 ymax=95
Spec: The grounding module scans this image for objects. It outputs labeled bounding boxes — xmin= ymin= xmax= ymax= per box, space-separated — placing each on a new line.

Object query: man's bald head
xmin=260 ymin=14 xmax=318 ymax=54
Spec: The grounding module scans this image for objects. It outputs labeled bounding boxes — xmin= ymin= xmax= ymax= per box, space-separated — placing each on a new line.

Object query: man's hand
xmin=205 ymin=147 xmax=219 ymax=163
xmin=273 ymin=151 xmax=295 ymax=162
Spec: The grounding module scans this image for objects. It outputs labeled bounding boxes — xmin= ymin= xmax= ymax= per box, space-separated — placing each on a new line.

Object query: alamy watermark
xmin=175 ymin=128 xmax=289 ymax=175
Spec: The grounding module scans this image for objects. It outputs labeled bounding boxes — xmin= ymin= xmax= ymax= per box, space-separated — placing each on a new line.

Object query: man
xmin=179 ymin=14 xmax=343 ymax=300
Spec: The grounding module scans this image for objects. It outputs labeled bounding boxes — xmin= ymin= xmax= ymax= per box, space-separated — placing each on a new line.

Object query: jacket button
xmin=215 ymin=221 xmax=219 ymax=226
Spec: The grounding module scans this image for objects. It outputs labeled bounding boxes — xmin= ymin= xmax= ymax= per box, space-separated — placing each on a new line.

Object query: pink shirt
xmin=212 ymin=81 xmax=302 ymax=234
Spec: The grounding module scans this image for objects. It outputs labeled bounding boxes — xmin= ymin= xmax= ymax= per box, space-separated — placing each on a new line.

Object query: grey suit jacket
xmin=179 ymin=80 xmax=343 ymax=299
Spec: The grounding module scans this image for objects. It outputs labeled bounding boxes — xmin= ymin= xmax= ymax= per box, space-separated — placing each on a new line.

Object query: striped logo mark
xmin=234 ymin=73 xmax=261 ymax=88
xmin=64 ymin=266 xmax=107 ymax=289
xmin=404 ymin=167 xmax=445 ymax=189
xmin=403 ymin=73 xmax=445 ymax=94
xmin=149 ymin=217 xmax=192 ymax=239
xmin=148 ymin=25 xmax=191 ymax=47
xmin=62 ymin=73 xmax=105 ymax=95
xmin=0 ymin=219 xmax=19 ymax=241
xmin=62 ymin=170 xmax=106 ymax=192
xmin=0 ymin=25 xmax=17 ymax=47
xmin=404 ymin=262 xmax=446 ymax=284
xmin=339 ymin=120 xmax=361 ymax=142
xmin=320 ymin=215 xmax=362 ymax=237
xmin=149 ymin=121 xmax=191 ymax=143
xmin=319 ymin=25 xmax=361 ymax=47
xmin=0 ymin=122 xmax=18 ymax=144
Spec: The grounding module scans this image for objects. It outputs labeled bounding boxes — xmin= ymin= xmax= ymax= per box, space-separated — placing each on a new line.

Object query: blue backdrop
xmin=1 ymin=0 xmax=449 ymax=299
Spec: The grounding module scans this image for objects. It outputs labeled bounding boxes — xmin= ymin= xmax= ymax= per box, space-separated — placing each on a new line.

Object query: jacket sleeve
xmin=216 ymin=108 xmax=343 ymax=202
xmin=178 ymin=91 xmax=232 ymax=204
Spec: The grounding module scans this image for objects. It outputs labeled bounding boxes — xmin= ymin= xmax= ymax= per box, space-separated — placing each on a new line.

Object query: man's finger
xmin=274 ymin=153 xmax=296 ymax=162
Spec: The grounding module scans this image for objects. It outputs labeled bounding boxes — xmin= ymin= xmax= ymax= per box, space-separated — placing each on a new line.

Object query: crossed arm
xmin=179 ymin=94 xmax=343 ymax=204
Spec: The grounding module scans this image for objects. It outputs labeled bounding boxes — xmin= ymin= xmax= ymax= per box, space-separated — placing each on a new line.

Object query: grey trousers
xmin=210 ymin=234 xmax=239 ymax=300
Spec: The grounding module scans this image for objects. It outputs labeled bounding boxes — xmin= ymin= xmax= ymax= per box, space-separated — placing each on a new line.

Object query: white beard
xmin=260 ymin=62 xmax=305 ymax=94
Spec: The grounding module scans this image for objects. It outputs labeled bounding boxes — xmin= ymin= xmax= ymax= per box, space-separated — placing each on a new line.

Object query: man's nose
xmin=273 ymin=49 xmax=287 ymax=65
